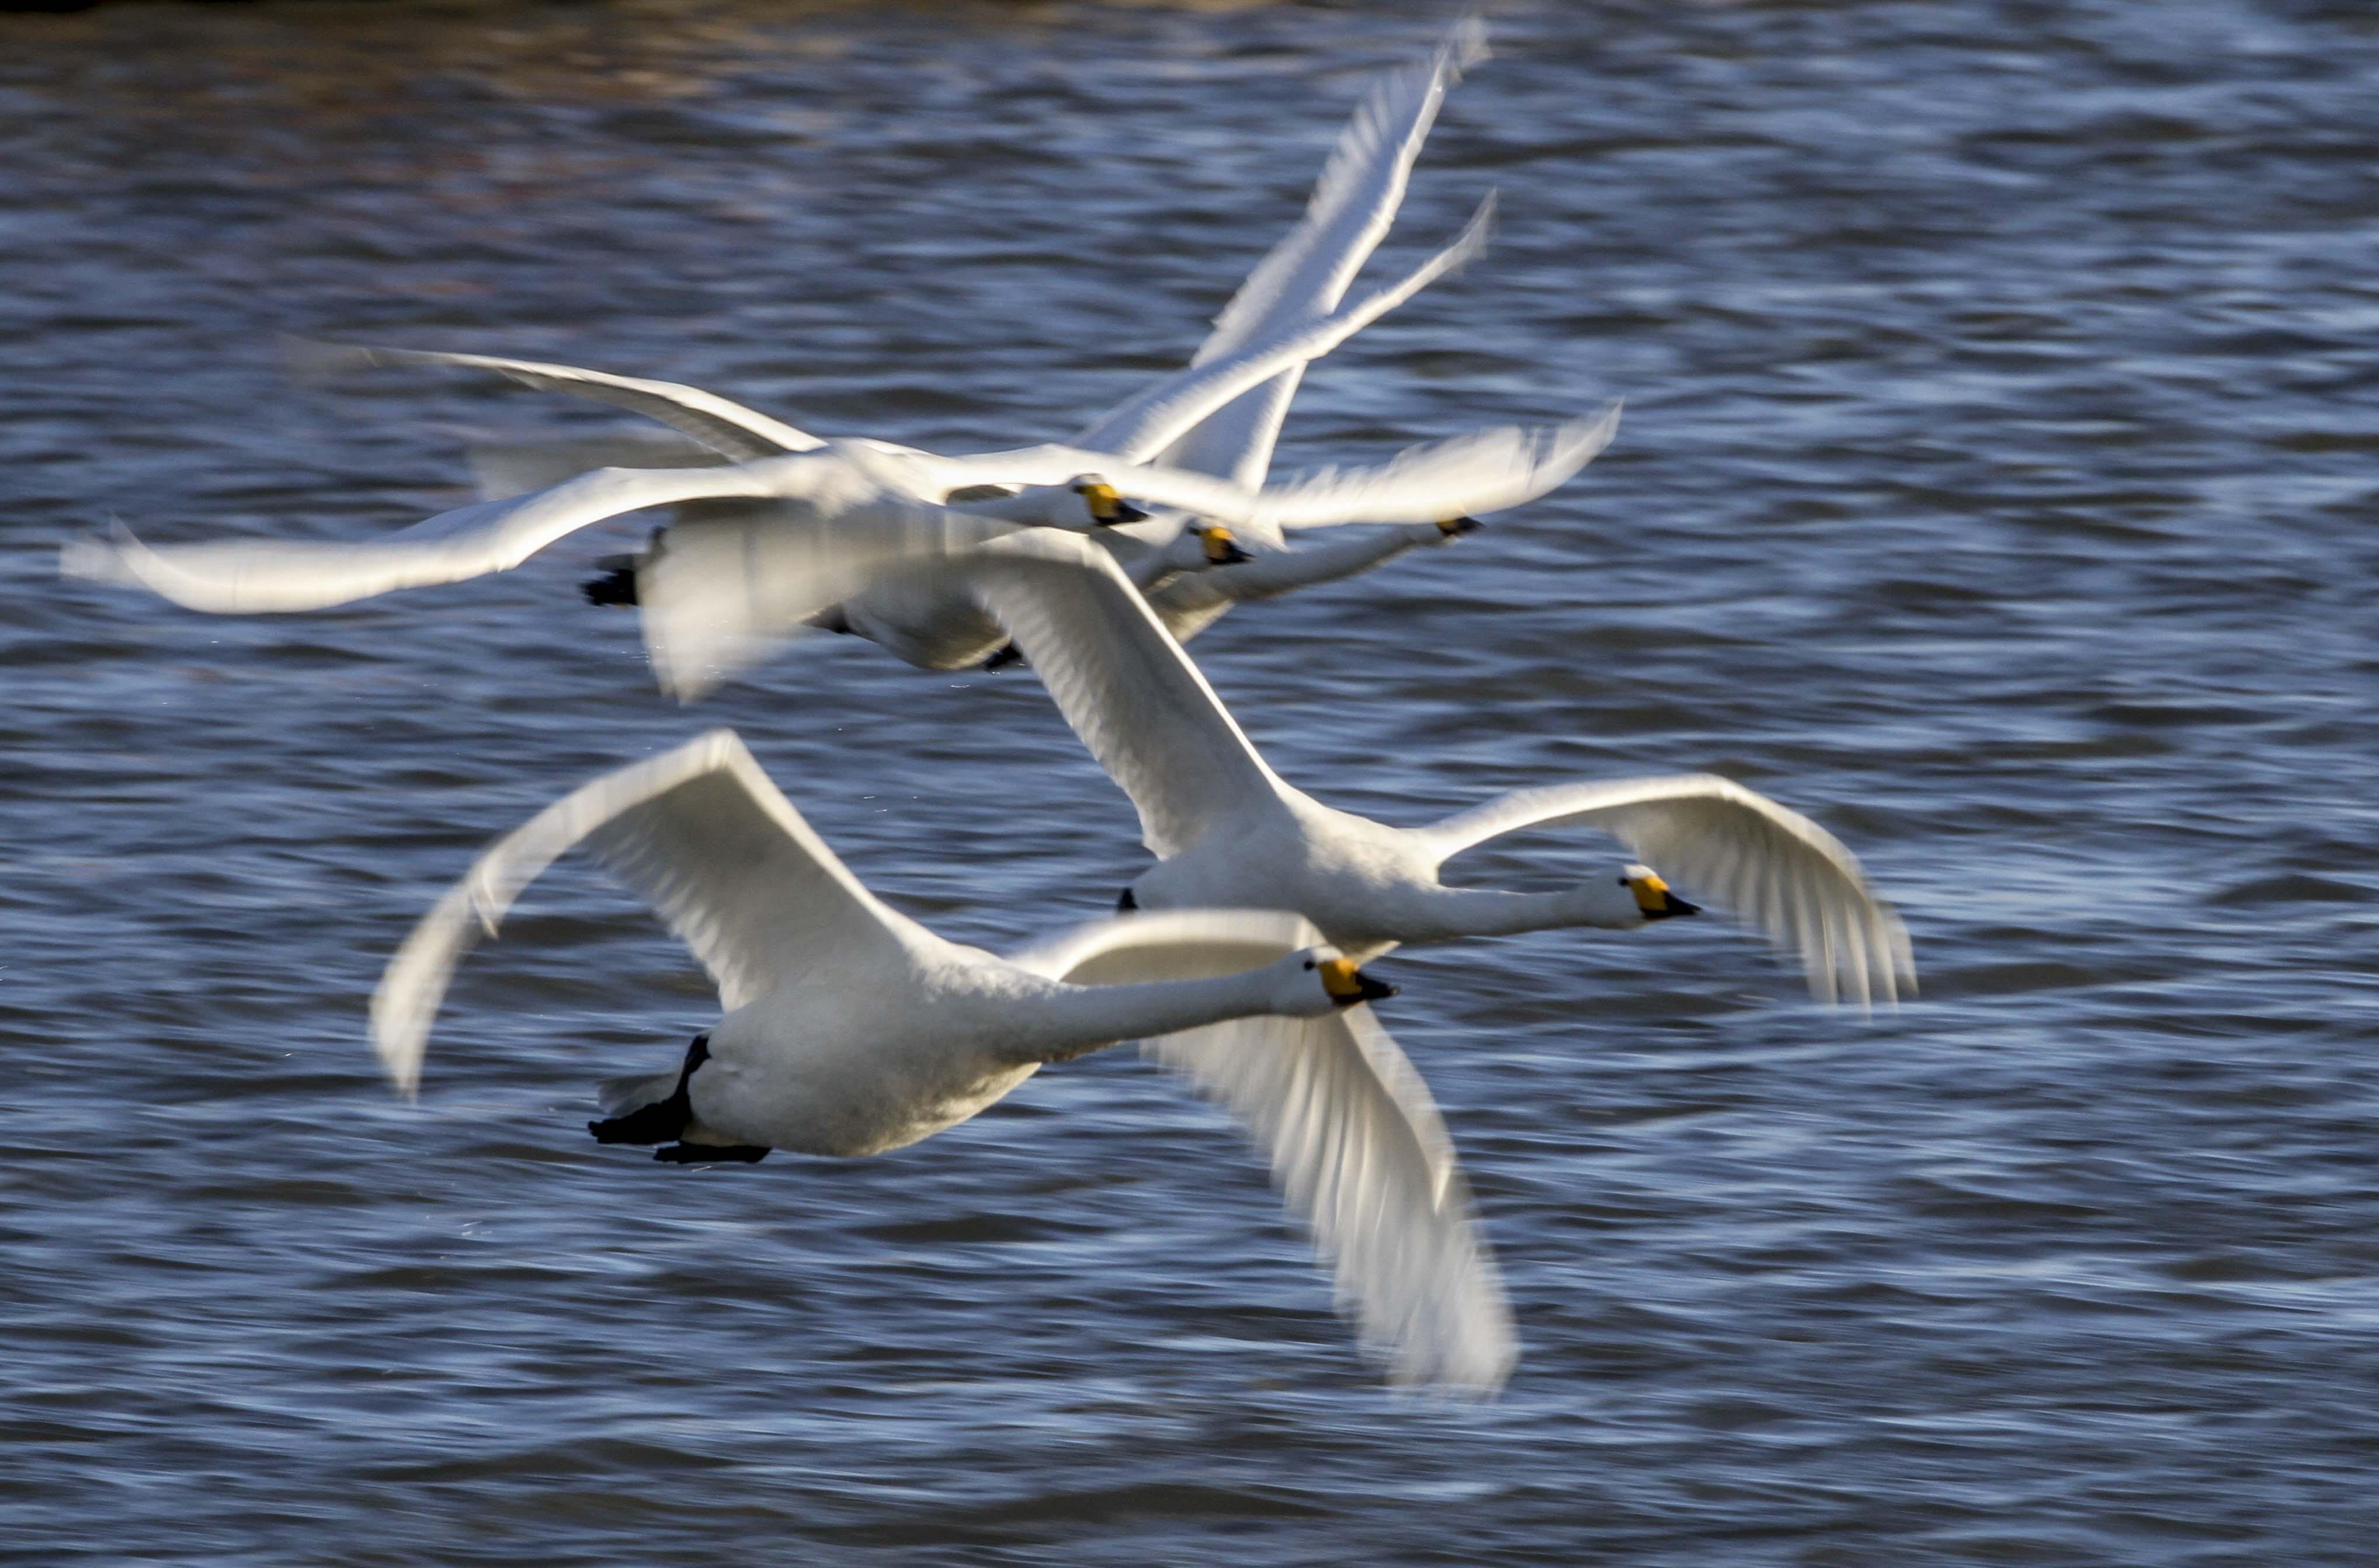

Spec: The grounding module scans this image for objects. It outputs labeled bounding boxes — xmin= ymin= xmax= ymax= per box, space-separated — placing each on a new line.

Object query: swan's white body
xmin=958 ymin=531 xmax=1915 ymax=1004
xmin=374 ymin=729 xmax=1514 ymax=1388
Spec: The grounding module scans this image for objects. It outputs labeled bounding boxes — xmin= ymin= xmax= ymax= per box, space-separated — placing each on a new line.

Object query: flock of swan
xmin=66 ymin=25 xmax=1910 ymax=1392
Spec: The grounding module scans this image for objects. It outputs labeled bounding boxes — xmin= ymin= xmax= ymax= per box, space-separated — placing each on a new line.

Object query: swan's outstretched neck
xmin=1023 ymin=966 xmax=1314 ymax=1063
xmin=1393 ymin=884 xmax=1629 ymax=944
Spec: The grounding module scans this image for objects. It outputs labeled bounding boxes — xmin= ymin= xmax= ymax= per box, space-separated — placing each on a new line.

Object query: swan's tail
xmin=596 ymin=1068 xmax=682 ymax=1119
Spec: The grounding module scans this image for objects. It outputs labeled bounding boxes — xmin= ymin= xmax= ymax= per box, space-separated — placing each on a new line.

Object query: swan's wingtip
xmin=281 ymin=333 xmax=378 ymax=384
xmin=1444 ymin=16 xmax=1491 ymax=71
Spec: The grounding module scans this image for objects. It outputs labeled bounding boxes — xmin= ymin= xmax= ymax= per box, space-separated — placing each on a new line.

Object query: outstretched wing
xmin=635 ymin=500 xmax=1033 ymax=700
xmin=957 ymin=530 xmax=1288 ymax=858
xmin=1254 ymin=404 xmax=1620 ymax=530
xmin=466 ymin=429 xmax=730 ymax=501
xmin=1166 ymin=22 xmax=1489 ymax=488
xmin=1069 ymin=195 xmax=1494 ymax=470
xmin=1428 ymin=774 xmax=1914 ymax=1009
xmin=373 ymin=729 xmax=925 ymax=1094
xmin=295 ymin=339 xmax=824 ymax=461
xmin=1010 ymin=908 xmax=1515 ymax=1391
xmin=61 ymin=461 xmax=789 ymax=614
xmin=930 ymin=405 xmax=1610 ymax=550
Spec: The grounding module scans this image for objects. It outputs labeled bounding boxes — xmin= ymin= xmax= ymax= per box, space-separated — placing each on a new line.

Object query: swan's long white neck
xmin=1388 ymin=884 xmax=1636 ymax=943
xmin=1023 ymin=968 xmax=1303 ymax=1063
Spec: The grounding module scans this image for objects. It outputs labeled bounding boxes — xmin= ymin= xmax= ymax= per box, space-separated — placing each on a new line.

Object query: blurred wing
xmin=1256 ymin=404 xmax=1620 ymax=530
xmin=373 ymin=729 xmax=924 ymax=1094
xmin=929 ymin=409 xmax=1605 ymax=552
xmin=297 ymin=339 xmax=823 ymax=461
xmin=1071 ymin=195 xmax=1494 ymax=466
xmin=637 ymin=502 xmax=1027 ymax=700
xmin=61 ymin=463 xmax=783 ymax=614
xmin=467 ymin=429 xmax=729 ymax=501
xmin=957 ymin=530 xmax=1289 ymax=857
xmin=1168 ymin=22 xmax=1488 ymax=487
xmin=1009 ymin=908 xmax=1515 ymax=1391
xmin=1429 ymin=774 xmax=1914 ymax=1009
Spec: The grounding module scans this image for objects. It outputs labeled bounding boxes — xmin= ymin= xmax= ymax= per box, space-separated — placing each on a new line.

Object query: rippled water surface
xmin=6 ymin=1 xmax=2377 ymax=1561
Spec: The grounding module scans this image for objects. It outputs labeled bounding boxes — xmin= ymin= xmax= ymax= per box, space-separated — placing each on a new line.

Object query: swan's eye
xmin=1303 ymin=959 xmax=1317 ymax=970
xmin=1616 ymin=875 xmax=1628 ymax=886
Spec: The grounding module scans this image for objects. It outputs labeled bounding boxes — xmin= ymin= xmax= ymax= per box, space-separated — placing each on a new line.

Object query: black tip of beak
xmin=1349 ymin=971 xmax=1398 ymax=1004
xmin=1116 ymin=887 xmax=1138 ymax=912
xmin=1647 ymin=893 xmax=1700 ymax=920
xmin=1110 ymin=501 xmax=1151 ymax=524
xmin=1213 ymin=541 xmax=1253 ymax=565
xmin=1442 ymin=516 xmax=1483 ymax=536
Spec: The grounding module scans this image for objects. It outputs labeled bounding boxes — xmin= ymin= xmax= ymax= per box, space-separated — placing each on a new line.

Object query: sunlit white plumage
xmin=640 ymin=402 xmax=1615 ymax=695
xmin=373 ymin=728 xmax=1513 ymax=1389
xmin=57 ymin=390 xmax=1586 ymax=627
xmin=949 ymin=531 xmax=1914 ymax=1006
xmin=350 ymin=26 xmax=1531 ymax=679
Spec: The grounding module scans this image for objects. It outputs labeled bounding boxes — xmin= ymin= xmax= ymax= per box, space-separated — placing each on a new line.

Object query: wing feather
xmin=1167 ymin=23 xmax=1487 ymax=488
xmin=61 ymin=462 xmax=784 ymax=614
xmin=957 ymin=531 xmax=1288 ymax=857
xmin=294 ymin=339 xmax=823 ymax=460
xmin=1428 ymin=774 xmax=1913 ymax=1008
xmin=1071 ymin=196 xmax=1493 ymax=467
xmin=1253 ymin=404 xmax=1620 ymax=530
xmin=1009 ymin=908 xmax=1515 ymax=1390
xmin=371 ymin=729 xmax=921 ymax=1094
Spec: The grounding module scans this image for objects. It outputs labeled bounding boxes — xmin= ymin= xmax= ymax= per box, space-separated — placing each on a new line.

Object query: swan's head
xmin=1270 ymin=949 xmax=1396 ymax=1016
xmin=1602 ymin=863 xmax=1699 ymax=926
xmin=1313 ymin=954 xmax=1397 ymax=1007
xmin=1072 ymin=476 xmax=1151 ymax=526
xmin=1198 ymin=525 xmax=1251 ymax=565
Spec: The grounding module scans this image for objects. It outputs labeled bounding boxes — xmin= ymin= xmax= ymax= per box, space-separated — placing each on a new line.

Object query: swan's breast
xmin=692 ymin=973 xmax=1046 ymax=1158
xmin=840 ymin=579 xmax=1008 ymax=670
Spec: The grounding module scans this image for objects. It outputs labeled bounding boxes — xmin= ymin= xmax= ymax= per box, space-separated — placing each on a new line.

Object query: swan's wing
xmin=1070 ymin=194 xmax=1494 ymax=466
xmin=924 ymin=408 xmax=1607 ymax=551
xmin=296 ymin=339 xmax=824 ymax=461
xmin=956 ymin=530 xmax=1288 ymax=858
xmin=373 ymin=729 xmax=923 ymax=1094
xmin=60 ymin=463 xmax=787 ymax=614
xmin=467 ymin=429 xmax=730 ymax=501
xmin=636 ymin=502 xmax=1030 ymax=700
xmin=1428 ymin=775 xmax=1915 ymax=1009
xmin=1009 ymin=908 xmax=1515 ymax=1391
xmin=1195 ymin=20 xmax=1487 ymax=371
xmin=1255 ymin=404 xmax=1621 ymax=530
xmin=1166 ymin=23 xmax=1488 ymax=488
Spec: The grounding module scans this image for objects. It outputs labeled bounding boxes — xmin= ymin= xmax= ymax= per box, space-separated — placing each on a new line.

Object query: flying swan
xmin=943 ymin=531 xmax=1915 ymax=1006
xmin=371 ymin=728 xmax=1516 ymax=1389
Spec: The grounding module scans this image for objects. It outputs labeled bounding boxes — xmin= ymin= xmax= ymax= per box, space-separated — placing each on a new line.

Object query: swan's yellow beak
xmin=1436 ymin=516 xmax=1482 ymax=537
xmin=1200 ymin=525 xmax=1251 ymax=565
xmin=1628 ymin=871 xmax=1700 ymax=920
xmin=1074 ymin=480 xmax=1149 ymax=526
xmin=1319 ymin=957 xmax=1397 ymax=1006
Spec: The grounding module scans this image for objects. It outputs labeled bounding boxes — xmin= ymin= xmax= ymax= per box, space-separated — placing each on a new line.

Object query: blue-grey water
xmin=5 ymin=1 xmax=2376 ymax=1561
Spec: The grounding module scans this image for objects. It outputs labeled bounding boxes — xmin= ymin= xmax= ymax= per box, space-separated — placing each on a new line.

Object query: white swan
xmin=373 ymin=728 xmax=1514 ymax=1389
xmin=942 ymin=531 xmax=1913 ymax=1006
